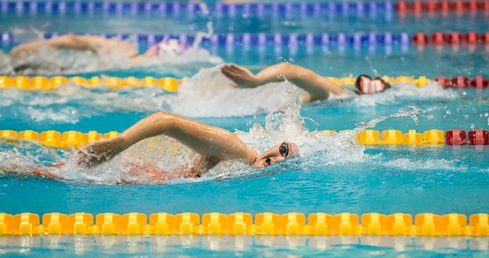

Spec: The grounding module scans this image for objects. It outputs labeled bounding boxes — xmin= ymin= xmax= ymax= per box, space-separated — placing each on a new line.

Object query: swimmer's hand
xmin=76 ymin=137 xmax=126 ymax=168
xmin=9 ymin=42 xmax=41 ymax=59
xmin=221 ymin=64 xmax=260 ymax=88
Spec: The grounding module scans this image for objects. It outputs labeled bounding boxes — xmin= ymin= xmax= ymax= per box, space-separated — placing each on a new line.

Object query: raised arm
xmin=221 ymin=63 xmax=343 ymax=100
xmin=77 ymin=112 xmax=256 ymax=172
xmin=9 ymin=34 xmax=137 ymax=58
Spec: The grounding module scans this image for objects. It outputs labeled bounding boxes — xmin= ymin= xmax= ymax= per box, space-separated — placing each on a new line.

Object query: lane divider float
xmin=1 ymin=75 xmax=488 ymax=91
xmin=3 ymin=1 xmax=488 ymax=16
xmin=3 ymin=31 xmax=489 ymax=47
xmin=0 ymin=76 xmax=184 ymax=91
xmin=412 ymin=32 xmax=489 ymax=45
xmin=1 ymin=129 xmax=488 ymax=149
xmin=0 ymin=211 xmax=487 ymax=237
xmin=396 ymin=0 xmax=489 ymax=12
xmin=0 ymin=1 xmax=397 ymax=16
xmin=329 ymin=129 xmax=488 ymax=146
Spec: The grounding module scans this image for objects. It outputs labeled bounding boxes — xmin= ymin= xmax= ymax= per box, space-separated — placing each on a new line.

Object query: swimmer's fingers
xmin=76 ymin=137 xmax=126 ymax=168
xmin=221 ymin=64 xmax=239 ymax=87
xmin=75 ymin=145 xmax=111 ymax=168
xmin=75 ymin=148 xmax=95 ymax=168
xmin=9 ymin=45 xmax=27 ymax=58
xmin=221 ymin=64 xmax=257 ymax=88
xmin=221 ymin=64 xmax=242 ymax=78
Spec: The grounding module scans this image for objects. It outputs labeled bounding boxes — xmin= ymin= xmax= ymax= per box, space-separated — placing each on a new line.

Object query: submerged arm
xmin=221 ymin=63 xmax=343 ymax=100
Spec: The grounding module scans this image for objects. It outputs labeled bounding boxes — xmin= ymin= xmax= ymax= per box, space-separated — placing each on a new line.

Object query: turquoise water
xmin=1 ymin=236 xmax=489 ymax=256
xmin=2 ymin=11 xmax=488 ymax=34
xmin=1 ymin=1 xmax=489 ymax=256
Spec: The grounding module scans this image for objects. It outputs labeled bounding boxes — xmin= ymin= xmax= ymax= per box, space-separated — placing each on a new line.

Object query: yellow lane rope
xmin=0 ymin=75 xmax=433 ymax=91
xmin=0 ymin=212 xmax=487 ymax=237
xmin=1 ymin=129 xmax=487 ymax=148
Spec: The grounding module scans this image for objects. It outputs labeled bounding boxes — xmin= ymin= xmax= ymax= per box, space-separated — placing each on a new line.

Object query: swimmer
xmin=221 ymin=63 xmax=391 ymax=103
xmin=76 ymin=111 xmax=299 ymax=179
xmin=8 ymin=34 xmax=187 ymax=72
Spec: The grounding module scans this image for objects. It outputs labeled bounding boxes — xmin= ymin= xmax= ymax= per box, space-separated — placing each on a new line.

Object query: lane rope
xmin=1 ymin=129 xmax=488 ymax=148
xmin=2 ymin=1 xmax=488 ymax=16
xmin=0 ymin=211 xmax=487 ymax=237
xmin=0 ymin=1 xmax=395 ymax=16
xmin=2 ymin=31 xmax=489 ymax=46
xmin=0 ymin=76 xmax=185 ymax=91
xmin=396 ymin=0 xmax=489 ymax=12
xmin=1 ymin=75 xmax=488 ymax=91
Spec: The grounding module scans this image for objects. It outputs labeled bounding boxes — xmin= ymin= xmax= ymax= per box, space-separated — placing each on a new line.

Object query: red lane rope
xmin=434 ymin=76 xmax=489 ymax=88
xmin=396 ymin=0 xmax=489 ymax=12
xmin=412 ymin=32 xmax=489 ymax=44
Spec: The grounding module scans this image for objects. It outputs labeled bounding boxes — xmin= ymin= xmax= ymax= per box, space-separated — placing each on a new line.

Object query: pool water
xmin=1 ymin=1 xmax=489 ymax=256
xmin=1 ymin=235 xmax=489 ymax=256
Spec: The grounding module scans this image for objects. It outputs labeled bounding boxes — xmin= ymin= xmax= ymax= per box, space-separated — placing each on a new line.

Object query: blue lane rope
xmin=0 ymin=1 xmax=394 ymax=16
xmin=3 ymin=31 xmax=489 ymax=48
xmin=0 ymin=31 xmax=412 ymax=47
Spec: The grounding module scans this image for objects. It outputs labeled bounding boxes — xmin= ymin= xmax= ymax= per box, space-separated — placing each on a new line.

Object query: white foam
xmin=163 ymin=65 xmax=308 ymax=117
xmin=346 ymin=81 xmax=458 ymax=107
xmin=380 ymin=157 xmax=466 ymax=172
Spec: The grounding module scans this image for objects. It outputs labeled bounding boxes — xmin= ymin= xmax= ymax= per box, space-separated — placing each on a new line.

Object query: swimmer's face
xmin=254 ymin=142 xmax=299 ymax=168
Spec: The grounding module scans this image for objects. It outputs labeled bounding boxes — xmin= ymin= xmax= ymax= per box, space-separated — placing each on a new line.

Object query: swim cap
xmin=157 ymin=39 xmax=188 ymax=56
xmin=355 ymin=74 xmax=391 ymax=94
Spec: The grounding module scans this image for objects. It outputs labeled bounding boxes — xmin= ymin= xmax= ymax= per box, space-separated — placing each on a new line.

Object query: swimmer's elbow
xmin=146 ymin=112 xmax=176 ymax=134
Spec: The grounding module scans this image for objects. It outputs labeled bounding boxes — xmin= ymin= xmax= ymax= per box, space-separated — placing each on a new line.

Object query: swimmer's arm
xmin=77 ymin=112 xmax=255 ymax=168
xmin=128 ymin=44 xmax=160 ymax=66
xmin=127 ymin=44 xmax=159 ymax=66
xmin=129 ymin=55 xmax=149 ymax=66
xmin=10 ymin=35 xmax=98 ymax=58
xmin=192 ymin=155 xmax=220 ymax=176
xmin=78 ymin=112 xmax=183 ymax=167
xmin=221 ymin=63 xmax=343 ymax=100
xmin=10 ymin=35 xmax=137 ymax=58
xmin=141 ymin=44 xmax=158 ymax=58
xmin=339 ymin=84 xmax=360 ymax=93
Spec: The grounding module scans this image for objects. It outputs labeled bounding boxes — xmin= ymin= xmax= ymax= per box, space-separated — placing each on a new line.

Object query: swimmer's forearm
xmin=129 ymin=55 xmax=147 ymax=66
xmin=10 ymin=35 xmax=96 ymax=58
xmin=118 ymin=112 xmax=177 ymax=148
xmin=254 ymin=62 xmax=296 ymax=85
xmin=257 ymin=63 xmax=342 ymax=97
xmin=9 ymin=41 xmax=42 ymax=58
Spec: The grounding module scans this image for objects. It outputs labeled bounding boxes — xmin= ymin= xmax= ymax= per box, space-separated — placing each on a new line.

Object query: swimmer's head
xmin=254 ymin=141 xmax=299 ymax=168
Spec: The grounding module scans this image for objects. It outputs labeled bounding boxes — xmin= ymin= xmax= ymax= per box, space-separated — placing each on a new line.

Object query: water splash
xmin=381 ymin=158 xmax=465 ymax=172
xmin=357 ymin=105 xmax=439 ymax=131
xmin=164 ymin=65 xmax=310 ymax=117
xmin=343 ymin=81 xmax=458 ymax=107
